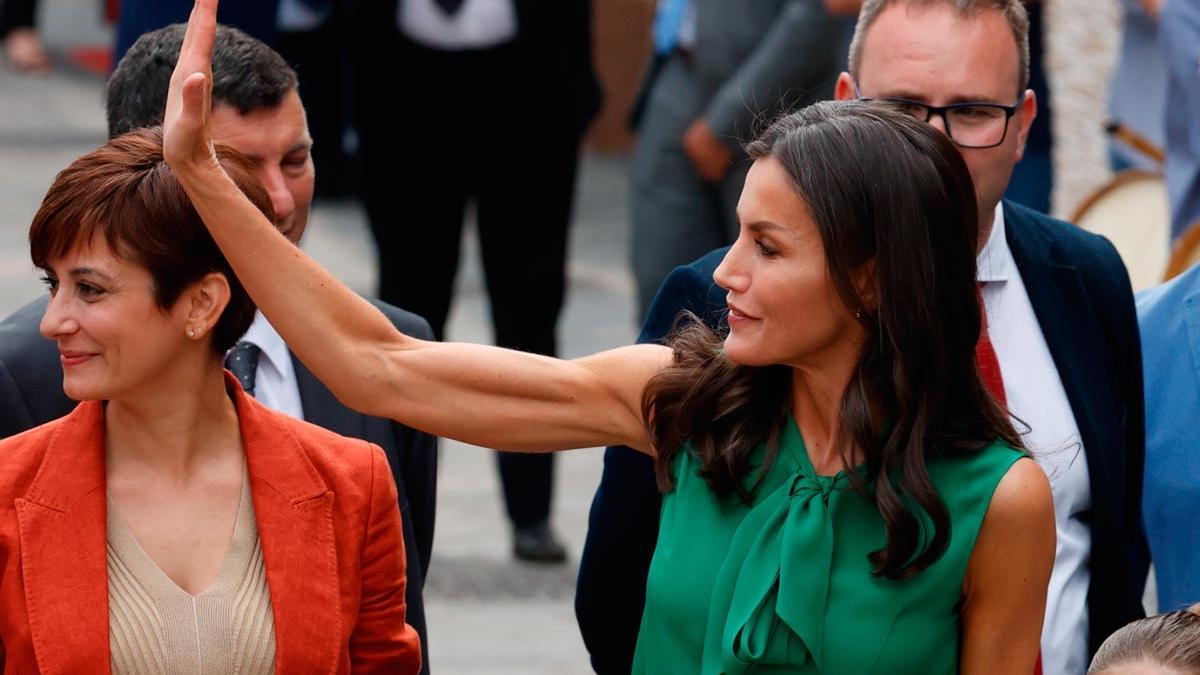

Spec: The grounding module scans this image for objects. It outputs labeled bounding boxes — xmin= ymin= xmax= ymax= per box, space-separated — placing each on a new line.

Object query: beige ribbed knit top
xmin=106 ymin=474 xmax=277 ymax=675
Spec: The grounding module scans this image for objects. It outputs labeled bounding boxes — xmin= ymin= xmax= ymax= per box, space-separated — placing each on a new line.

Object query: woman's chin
xmin=61 ymin=377 xmax=109 ymax=402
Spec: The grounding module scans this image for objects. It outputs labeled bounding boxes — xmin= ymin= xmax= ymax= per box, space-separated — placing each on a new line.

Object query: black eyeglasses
xmin=855 ymin=85 xmax=1025 ymax=149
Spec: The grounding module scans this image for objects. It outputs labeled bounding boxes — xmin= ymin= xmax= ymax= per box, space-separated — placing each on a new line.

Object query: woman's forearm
xmin=171 ymin=165 xmax=663 ymax=452
xmin=173 ymin=162 xmax=407 ymax=407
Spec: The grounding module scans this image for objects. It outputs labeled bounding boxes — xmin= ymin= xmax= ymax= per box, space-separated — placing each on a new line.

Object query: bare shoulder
xmin=985 ymin=457 xmax=1054 ymax=527
xmin=965 ymin=456 xmax=1055 ymax=594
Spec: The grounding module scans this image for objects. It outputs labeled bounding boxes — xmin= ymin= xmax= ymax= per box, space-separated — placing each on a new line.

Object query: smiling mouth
xmin=59 ymin=351 xmax=95 ymax=367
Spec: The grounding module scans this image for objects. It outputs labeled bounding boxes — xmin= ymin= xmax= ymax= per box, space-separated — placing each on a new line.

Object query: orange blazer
xmin=0 ymin=373 xmax=422 ymax=674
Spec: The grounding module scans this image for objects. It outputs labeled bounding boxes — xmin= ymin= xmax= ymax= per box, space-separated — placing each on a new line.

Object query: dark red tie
xmin=976 ymin=284 xmax=1043 ymax=675
xmin=975 ymin=284 xmax=1006 ymax=405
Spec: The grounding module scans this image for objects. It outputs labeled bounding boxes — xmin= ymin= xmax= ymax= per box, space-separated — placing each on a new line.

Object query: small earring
xmin=854 ymin=309 xmax=864 ymax=320
xmin=186 ymin=327 xmax=196 ymax=338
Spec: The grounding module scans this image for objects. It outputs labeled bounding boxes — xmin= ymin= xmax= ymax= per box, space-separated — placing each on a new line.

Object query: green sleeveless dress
xmin=632 ymin=417 xmax=1023 ymax=674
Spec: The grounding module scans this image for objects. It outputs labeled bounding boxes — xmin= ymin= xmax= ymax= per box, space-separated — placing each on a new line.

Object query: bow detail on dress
xmin=702 ymin=462 xmax=854 ymax=674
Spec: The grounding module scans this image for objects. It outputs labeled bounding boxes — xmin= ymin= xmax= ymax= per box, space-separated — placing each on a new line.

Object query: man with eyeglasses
xmin=575 ymin=1 xmax=1147 ymax=673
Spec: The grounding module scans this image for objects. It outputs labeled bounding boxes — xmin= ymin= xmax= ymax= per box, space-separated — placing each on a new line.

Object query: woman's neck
xmin=790 ymin=344 xmax=863 ymax=476
xmin=105 ymin=358 xmax=242 ymax=479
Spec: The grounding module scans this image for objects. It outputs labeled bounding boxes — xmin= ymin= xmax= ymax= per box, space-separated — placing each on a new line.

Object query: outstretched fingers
xmin=164 ymin=0 xmax=219 ymax=172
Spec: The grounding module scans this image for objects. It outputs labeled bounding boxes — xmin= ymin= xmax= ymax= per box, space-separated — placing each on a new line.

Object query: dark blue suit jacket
xmin=575 ymin=200 xmax=1148 ymax=672
xmin=114 ymin=0 xmax=282 ymax=65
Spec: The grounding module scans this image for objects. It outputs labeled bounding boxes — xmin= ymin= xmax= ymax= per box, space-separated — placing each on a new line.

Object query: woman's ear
xmin=179 ymin=272 xmax=231 ymax=341
xmin=853 ymin=259 xmax=879 ymax=312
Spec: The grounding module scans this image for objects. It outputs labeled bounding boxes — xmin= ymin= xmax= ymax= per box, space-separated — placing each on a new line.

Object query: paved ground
xmin=1 ymin=2 xmax=638 ymax=672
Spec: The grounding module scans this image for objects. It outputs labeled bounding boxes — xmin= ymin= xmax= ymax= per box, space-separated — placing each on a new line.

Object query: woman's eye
xmin=755 ymin=239 xmax=777 ymax=256
xmin=40 ymin=276 xmax=58 ymax=295
xmin=77 ymin=282 xmax=105 ymax=299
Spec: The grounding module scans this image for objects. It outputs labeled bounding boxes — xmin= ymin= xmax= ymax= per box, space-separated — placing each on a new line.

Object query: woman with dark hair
xmin=164 ymin=2 xmax=1054 ymax=671
xmin=1089 ymin=604 xmax=1200 ymax=674
xmin=0 ymin=127 xmax=421 ymax=673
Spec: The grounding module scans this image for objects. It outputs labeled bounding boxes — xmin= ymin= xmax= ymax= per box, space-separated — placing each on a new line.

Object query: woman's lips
xmin=727 ymin=304 xmax=759 ymax=324
xmin=59 ymin=351 xmax=95 ymax=367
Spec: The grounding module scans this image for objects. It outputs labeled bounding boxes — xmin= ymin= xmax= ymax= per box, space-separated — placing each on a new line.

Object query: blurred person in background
xmin=0 ymin=22 xmax=438 ymax=671
xmin=1107 ymin=0 xmax=1166 ymax=172
xmin=1137 ymin=260 xmax=1200 ymax=614
xmin=578 ymin=2 xmax=1148 ymax=673
xmin=0 ymin=128 xmax=421 ymax=673
xmin=352 ymin=0 xmax=601 ymax=563
xmin=1160 ymin=0 xmax=1200 ymax=239
xmin=0 ymin=0 xmax=51 ymax=72
xmin=628 ymin=0 xmax=845 ymax=319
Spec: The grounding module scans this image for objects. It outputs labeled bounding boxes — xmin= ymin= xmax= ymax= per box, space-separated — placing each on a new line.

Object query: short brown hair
xmin=1089 ymin=604 xmax=1200 ymax=673
xmin=847 ymin=0 xmax=1031 ymax=95
xmin=29 ymin=127 xmax=274 ymax=354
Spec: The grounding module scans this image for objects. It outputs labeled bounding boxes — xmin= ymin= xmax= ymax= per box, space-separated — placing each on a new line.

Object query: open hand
xmin=163 ymin=0 xmax=221 ymax=176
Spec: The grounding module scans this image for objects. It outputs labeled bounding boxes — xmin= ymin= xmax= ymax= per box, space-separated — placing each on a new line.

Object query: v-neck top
xmin=632 ymin=417 xmax=1023 ymax=674
xmin=106 ymin=473 xmax=277 ymax=675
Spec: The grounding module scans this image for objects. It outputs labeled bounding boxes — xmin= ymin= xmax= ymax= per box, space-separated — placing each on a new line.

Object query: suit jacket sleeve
xmin=575 ymin=252 xmax=727 ymax=674
xmin=704 ymin=0 xmax=843 ymax=146
xmin=0 ymin=360 xmax=35 ymax=439
xmin=350 ymin=445 xmax=423 ymax=674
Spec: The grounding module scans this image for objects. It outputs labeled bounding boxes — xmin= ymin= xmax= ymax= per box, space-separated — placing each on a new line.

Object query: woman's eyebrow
xmin=68 ymin=267 xmax=116 ymax=281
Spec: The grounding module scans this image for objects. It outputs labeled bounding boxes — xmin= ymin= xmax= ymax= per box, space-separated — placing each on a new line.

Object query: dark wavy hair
xmin=644 ymin=100 xmax=1021 ymax=580
xmin=29 ymin=127 xmax=274 ymax=355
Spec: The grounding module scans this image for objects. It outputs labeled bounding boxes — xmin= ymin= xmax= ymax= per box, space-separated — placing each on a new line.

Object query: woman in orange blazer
xmin=0 ymin=129 xmax=421 ymax=674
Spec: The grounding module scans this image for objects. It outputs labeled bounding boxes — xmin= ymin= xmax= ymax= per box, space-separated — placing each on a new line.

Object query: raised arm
xmin=162 ymin=0 xmax=666 ymax=454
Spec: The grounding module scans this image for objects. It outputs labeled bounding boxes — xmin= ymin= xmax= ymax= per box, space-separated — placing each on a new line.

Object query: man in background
xmin=353 ymin=0 xmax=602 ymax=563
xmin=629 ymin=0 xmax=846 ymax=318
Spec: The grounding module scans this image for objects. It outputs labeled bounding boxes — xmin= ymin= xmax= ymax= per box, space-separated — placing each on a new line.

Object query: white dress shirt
xmin=398 ymin=0 xmax=517 ymax=51
xmin=238 ymin=312 xmax=305 ymax=421
xmin=978 ymin=203 xmax=1091 ymax=675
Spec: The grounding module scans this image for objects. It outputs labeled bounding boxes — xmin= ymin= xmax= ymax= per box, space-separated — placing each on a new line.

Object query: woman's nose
xmin=39 ymin=292 xmax=77 ymax=340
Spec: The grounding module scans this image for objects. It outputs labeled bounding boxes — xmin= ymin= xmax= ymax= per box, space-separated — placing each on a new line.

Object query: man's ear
xmin=1012 ymin=89 xmax=1037 ymax=164
xmin=179 ymin=272 xmax=232 ymax=341
xmin=835 ymin=72 xmax=857 ymax=102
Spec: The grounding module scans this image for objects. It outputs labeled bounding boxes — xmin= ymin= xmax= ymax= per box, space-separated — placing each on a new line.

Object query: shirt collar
xmin=238 ymin=311 xmax=291 ymax=373
xmin=976 ymin=201 xmax=1015 ymax=284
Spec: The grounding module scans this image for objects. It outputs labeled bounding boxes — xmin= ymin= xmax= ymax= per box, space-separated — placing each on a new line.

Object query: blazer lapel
xmin=292 ymin=353 xmax=363 ymax=439
xmin=1004 ymin=204 xmax=1125 ymax=498
xmin=232 ymin=373 xmax=342 ymax=673
xmin=16 ymin=401 xmax=110 ymax=674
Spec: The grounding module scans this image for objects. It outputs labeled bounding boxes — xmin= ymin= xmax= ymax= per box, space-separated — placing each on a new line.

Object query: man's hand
xmin=682 ymin=119 xmax=733 ymax=183
xmin=163 ymin=0 xmax=221 ymax=177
